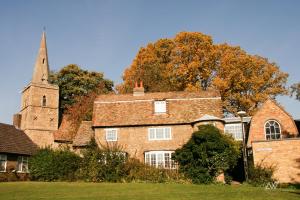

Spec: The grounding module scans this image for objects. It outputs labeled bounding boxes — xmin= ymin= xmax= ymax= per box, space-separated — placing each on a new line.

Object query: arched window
xmin=42 ymin=95 xmax=46 ymax=107
xmin=265 ymin=120 xmax=281 ymax=140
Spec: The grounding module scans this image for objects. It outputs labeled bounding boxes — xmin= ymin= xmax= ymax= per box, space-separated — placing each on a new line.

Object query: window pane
xmin=0 ymin=161 xmax=5 ymax=172
xmin=106 ymin=129 xmax=117 ymax=141
xmin=154 ymin=101 xmax=166 ymax=113
xmin=157 ymin=153 xmax=164 ymax=167
xmin=164 ymin=153 xmax=170 ymax=168
xmin=165 ymin=128 xmax=171 ymax=139
xmin=151 ymin=154 xmax=156 ymax=166
xmin=149 ymin=129 xmax=155 ymax=139
xmin=156 ymin=128 xmax=164 ymax=139
xmin=224 ymin=124 xmax=242 ymax=140
xmin=145 ymin=154 xmax=150 ymax=165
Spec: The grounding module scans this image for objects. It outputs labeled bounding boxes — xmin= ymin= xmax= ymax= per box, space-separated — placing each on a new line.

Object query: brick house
xmin=0 ymin=123 xmax=37 ymax=179
xmin=92 ymin=83 xmax=224 ymax=167
xmin=247 ymin=99 xmax=300 ymax=183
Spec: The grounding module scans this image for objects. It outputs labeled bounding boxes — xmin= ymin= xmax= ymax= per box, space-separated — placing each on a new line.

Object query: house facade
xmin=247 ymin=99 xmax=300 ymax=183
xmin=93 ymin=84 xmax=224 ymax=166
xmin=0 ymin=123 xmax=37 ymax=180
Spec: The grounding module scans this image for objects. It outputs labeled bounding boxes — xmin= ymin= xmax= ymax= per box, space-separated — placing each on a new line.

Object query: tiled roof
xmin=53 ymin=115 xmax=76 ymax=142
xmin=73 ymin=121 xmax=94 ymax=147
xmin=0 ymin=123 xmax=37 ymax=155
xmin=193 ymin=114 xmax=224 ymax=122
xmin=93 ymin=90 xmax=222 ymax=127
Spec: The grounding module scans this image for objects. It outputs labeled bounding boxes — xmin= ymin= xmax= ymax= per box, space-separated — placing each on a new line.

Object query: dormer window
xmin=154 ymin=101 xmax=166 ymax=114
xmin=42 ymin=95 xmax=47 ymax=107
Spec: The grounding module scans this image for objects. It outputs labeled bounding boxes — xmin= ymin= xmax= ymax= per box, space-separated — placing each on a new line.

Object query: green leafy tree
xmin=173 ymin=125 xmax=240 ymax=184
xmin=291 ymin=82 xmax=300 ymax=101
xmin=49 ymin=64 xmax=113 ymax=114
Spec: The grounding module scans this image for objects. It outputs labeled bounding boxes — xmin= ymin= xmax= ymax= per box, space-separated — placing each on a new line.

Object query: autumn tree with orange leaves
xmin=117 ymin=32 xmax=288 ymax=115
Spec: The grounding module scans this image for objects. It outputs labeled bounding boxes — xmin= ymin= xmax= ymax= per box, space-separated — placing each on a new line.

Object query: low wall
xmin=252 ymin=138 xmax=300 ymax=183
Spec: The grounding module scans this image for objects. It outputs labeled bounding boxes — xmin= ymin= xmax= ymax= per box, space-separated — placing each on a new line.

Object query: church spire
xmin=32 ymin=31 xmax=49 ymax=84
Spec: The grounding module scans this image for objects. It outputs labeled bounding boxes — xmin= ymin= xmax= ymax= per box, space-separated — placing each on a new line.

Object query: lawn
xmin=0 ymin=182 xmax=299 ymax=200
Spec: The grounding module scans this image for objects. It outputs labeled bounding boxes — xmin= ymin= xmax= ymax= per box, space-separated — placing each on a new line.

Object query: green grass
xmin=0 ymin=182 xmax=299 ymax=200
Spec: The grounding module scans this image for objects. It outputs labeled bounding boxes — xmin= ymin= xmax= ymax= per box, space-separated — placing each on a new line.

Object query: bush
xmin=77 ymin=139 xmax=127 ymax=182
xmin=173 ymin=125 xmax=240 ymax=184
xmin=124 ymin=158 xmax=186 ymax=183
xmin=29 ymin=147 xmax=81 ymax=181
xmin=248 ymin=163 xmax=276 ymax=187
xmin=76 ymin=139 xmax=187 ymax=183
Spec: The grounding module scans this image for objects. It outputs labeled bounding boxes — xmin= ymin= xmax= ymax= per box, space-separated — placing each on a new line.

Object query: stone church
xmin=13 ymin=32 xmax=59 ymax=147
xmin=10 ymin=32 xmax=300 ymax=183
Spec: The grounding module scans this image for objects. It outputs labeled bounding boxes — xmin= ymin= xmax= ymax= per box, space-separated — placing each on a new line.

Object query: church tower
xmin=16 ymin=32 xmax=59 ymax=147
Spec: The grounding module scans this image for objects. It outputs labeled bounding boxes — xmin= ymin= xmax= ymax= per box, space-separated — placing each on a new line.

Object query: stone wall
xmin=19 ymin=83 xmax=59 ymax=147
xmin=252 ymin=139 xmax=300 ymax=183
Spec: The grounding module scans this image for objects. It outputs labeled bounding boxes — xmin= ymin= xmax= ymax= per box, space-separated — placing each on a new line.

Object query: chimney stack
xmin=133 ymin=81 xmax=145 ymax=96
xmin=13 ymin=114 xmax=22 ymax=129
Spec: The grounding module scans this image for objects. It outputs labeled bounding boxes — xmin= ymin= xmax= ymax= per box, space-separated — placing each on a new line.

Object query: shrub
xmin=124 ymin=158 xmax=186 ymax=183
xmin=29 ymin=147 xmax=81 ymax=181
xmin=248 ymin=163 xmax=276 ymax=187
xmin=77 ymin=139 xmax=127 ymax=182
xmin=173 ymin=125 xmax=240 ymax=184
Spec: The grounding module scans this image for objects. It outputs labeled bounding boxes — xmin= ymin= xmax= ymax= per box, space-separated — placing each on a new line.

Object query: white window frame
xmin=17 ymin=156 xmax=29 ymax=173
xmin=105 ymin=128 xmax=118 ymax=141
xmin=0 ymin=154 xmax=7 ymax=172
xmin=224 ymin=123 xmax=243 ymax=141
xmin=154 ymin=100 xmax=167 ymax=113
xmin=144 ymin=151 xmax=176 ymax=169
xmin=265 ymin=120 xmax=281 ymax=140
xmin=148 ymin=127 xmax=172 ymax=141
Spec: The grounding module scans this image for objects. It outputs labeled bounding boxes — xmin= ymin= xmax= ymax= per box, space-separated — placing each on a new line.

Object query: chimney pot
xmin=133 ymin=80 xmax=145 ymax=96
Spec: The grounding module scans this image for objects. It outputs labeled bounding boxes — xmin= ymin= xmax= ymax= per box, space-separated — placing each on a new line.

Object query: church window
xmin=42 ymin=58 xmax=45 ymax=64
xmin=265 ymin=120 xmax=281 ymax=140
xmin=42 ymin=95 xmax=46 ymax=107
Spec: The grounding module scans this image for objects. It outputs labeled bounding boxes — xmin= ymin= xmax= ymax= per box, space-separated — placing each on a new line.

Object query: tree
xmin=291 ymin=82 xmax=300 ymax=101
xmin=49 ymin=64 xmax=113 ymax=114
xmin=116 ymin=39 xmax=175 ymax=93
xmin=214 ymin=44 xmax=288 ymax=114
xmin=173 ymin=125 xmax=240 ymax=184
xmin=117 ymin=32 xmax=288 ymax=115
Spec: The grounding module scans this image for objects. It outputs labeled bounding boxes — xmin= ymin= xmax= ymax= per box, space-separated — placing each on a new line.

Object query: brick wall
xmin=252 ymin=139 xmax=300 ymax=183
xmin=95 ymin=124 xmax=194 ymax=161
xmin=248 ymin=99 xmax=298 ymax=146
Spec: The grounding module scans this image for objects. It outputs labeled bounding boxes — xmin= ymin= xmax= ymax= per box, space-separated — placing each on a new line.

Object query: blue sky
xmin=0 ymin=0 xmax=299 ymax=124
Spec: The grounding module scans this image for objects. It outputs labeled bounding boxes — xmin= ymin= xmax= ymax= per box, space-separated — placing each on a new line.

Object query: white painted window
xmin=0 ymin=154 xmax=7 ymax=172
xmin=148 ymin=127 xmax=171 ymax=140
xmin=17 ymin=156 xmax=29 ymax=173
xmin=224 ymin=124 xmax=243 ymax=140
xmin=145 ymin=151 xmax=176 ymax=169
xmin=105 ymin=129 xmax=118 ymax=141
xmin=154 ymin=101 xmax=166 ymax=113
xmin=265 ymin=120 xmax=281 ymax=140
